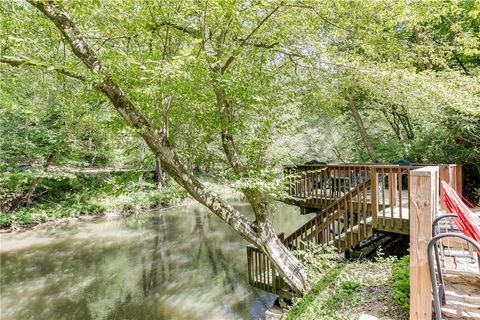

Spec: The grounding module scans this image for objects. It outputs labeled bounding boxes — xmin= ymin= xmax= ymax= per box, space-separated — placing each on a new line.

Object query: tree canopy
xmin=1 ymin=0 xmax=479 ymax=293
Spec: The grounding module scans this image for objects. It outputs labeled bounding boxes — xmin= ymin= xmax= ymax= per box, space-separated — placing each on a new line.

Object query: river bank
xmin=0 ymin=196 xmax=198 ymax=234
xmin=0 ymin=183 xmax=191 ymax=232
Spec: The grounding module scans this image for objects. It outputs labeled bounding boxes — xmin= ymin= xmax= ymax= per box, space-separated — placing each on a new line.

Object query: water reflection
xmin=0 ymin=200 xmax=313 ymax=320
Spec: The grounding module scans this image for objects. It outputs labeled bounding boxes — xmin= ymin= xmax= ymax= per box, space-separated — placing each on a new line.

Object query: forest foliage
xmin=0 ymin=0 xmax=479 ymax=224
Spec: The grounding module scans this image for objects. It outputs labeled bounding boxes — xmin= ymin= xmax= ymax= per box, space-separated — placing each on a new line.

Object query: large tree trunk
xmin=257 ymin=222 xmax=309 ymax=294
xmin=26 ymin=0 xmax=309 ymax=295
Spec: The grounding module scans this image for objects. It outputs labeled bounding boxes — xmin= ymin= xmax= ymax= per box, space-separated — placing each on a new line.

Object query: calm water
xmin=0 ymin=199 xmax=312 ymax=320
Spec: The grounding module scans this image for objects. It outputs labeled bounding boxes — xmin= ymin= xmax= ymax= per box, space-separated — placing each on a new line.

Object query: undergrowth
xmin=287 ymin=245 xmax=409 ymax=320
xmin=0 ymin=171 xmax=188 ymax=228
xmin=391 ymin=255 xmax=410 ymax=312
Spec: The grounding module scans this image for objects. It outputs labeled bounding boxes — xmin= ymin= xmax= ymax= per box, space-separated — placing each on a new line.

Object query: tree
xmin=0 ymin=1 xmax=314 ymax=293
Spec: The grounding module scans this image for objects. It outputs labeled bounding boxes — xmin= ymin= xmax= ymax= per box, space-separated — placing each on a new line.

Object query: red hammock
xmin=441 ymin=181 xmax=480 ymax=243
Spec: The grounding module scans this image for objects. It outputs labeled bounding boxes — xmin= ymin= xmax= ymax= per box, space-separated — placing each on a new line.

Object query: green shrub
xmin=0 ymin=212 xmax=12 ymax=228
xmin=392 ymin=255 xmax=410 ymax=312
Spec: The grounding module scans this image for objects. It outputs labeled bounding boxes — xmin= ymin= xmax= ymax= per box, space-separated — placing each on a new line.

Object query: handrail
xmin=285 ymin=163 xmax=423 ymax=169
xmin=283 ymin=178 xmax=372 ymax=249
xmin=428 ymin=233 xmax=480 ymax=320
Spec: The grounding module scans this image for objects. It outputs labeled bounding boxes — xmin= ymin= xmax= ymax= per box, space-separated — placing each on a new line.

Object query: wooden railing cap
xmin=410 ymin=166 xmax=439 ymax=176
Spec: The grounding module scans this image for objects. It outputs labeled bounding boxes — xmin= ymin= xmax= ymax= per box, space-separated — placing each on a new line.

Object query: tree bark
xmin=349 ymin=99 xmax=378 ymax=163
xmin=9 ymin=152 xmax=55 ymax=212
xmin=153 ymin=158 xmax=165 ymax=188
xmin=25 ymin=0 xmax=308 ymax=294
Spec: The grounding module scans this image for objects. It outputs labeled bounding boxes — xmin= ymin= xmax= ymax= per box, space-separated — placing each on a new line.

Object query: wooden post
xmin=439 ymin=164 xmax=463 ymax=209
xmin=439 ymin=165 xmax=449 ymax=210
xmin=452 ymin=165 xmax=464 ymax=196
xmin=409 ymin=166 xmax=438 ymax=320
xmin=370 ymin=167 xmax=378 ymax=228
xmin=391 ymin=169 xmax=397 ymax=207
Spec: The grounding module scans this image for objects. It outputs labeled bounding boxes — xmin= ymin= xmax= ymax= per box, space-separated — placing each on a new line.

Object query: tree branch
xmin=220 ymin=3 xmax=283 ymax=73
xmin=0 ymin=56 xmax=87 ymax=81
xmin=153 ymin=21 xmax=200 ymax=38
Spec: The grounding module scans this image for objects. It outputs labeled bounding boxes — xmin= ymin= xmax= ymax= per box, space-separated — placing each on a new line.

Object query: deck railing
xmin=285 ymin=164 xmax=371 ymax=207
xmin=246 ymin=246 xmax=286 ymax=295
xmin=285 ymin=164 xmax=414 ymax=233
xmin=372 ymin=165 xmax=411 ymax=234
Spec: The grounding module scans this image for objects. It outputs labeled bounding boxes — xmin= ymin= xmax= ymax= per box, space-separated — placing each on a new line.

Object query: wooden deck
xmin=247 ymin=163 xmax=465 ymax=300
xmin=284 ymin=164 xmax=412 ymax=234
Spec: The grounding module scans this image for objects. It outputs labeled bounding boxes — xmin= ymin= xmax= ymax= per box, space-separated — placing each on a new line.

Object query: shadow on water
xmin=0 ymin=199 xmax=313 ymax=320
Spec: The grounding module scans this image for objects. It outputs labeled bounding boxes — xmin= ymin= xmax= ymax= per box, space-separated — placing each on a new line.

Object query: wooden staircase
xmin=283 ymin=178 xmax=373 ymax=252
xmin=247 ymin=178 xmax=375 ymax=296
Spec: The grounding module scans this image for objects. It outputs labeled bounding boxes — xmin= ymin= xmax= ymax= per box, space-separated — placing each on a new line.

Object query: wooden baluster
xmin=361 ymin=166 xmax=365 ymax=218
xmin=256 ymin=250 xmax=261 ymax=289
xmin=297 ymin=167 xmax=301 ymax=198
xmin=345 ymin=193 xmax=350 ymax=249
xmin=300 ymin=167 xmax=304 ymax=198
xmin=262 ymin=253 xmax=267 ymax=291
xmin=316 ymin=170 xmax=320 ymax=205
xmin=306 ymin=168 xmax=310 ymax=198
xmin=271 ymin=260 xmax=276 ymax=293
xmin=259 ymin=251 xmax=262 ymax=288
xmin=350 ymin=191 xmax=354 ymax=247
xmin=336 ymin=203 xmax=341 ymax=250
xmin=307 ymin=167 xmax=310 ymax=198
xmin=381 ymin=168 xmax=386 ymax=227
xmin=331 ymin=167 xmax=335 ymax=199
xmin=267 ymin=256 xmax=271 ymax=289
xmin=293 ymin=167 xmax=296 ymax=196
xmin=291 ymin=167 xmax=295 ymax=196
xmin=298 ymin=167 xmax=301 ymax=197
xmin=371 ymin=167 xmax=378 ymax=228
xmin=301 ymin=167 xmax=305 ymax=198
xmin=323 ymin=167 xmax=328 ymax=206
xmin=253 ymin=250 xmax=258 ymax=285
xmin=297 ymin=167 xmax=301 ymax=197
xmin=303 ymin=167 xmax=308 ymax=198
xmin=363 ymin=167 xmax=368 ymax=237
xmin=399 ymin=172 xmax=403 ymax=231
xmin=390 ymin=168 xmax=395 ymax=229
xmin=247 ymin=247 xmax=252 ymax=284
xmin=307 ymin=169 xmax=311 ymax=199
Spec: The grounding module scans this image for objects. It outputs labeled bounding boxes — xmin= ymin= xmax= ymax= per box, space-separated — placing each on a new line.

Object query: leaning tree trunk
xmin=257 ymin=221 xmax=309 ymax=294
xmin=25 ymin=0 xmax=310 ymax=295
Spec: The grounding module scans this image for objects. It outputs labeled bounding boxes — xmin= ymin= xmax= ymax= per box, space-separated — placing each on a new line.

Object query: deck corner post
xmin=409 ymin=166 xmax=438 ymax=320
xmin=370 ymin=167 xmax=378 ymax=227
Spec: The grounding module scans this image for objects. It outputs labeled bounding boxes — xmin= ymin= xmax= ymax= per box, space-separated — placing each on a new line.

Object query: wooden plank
xmin=399 ymin=172 xmax=403 ymax=230
xmin=371 ymin=167 xmax=378 ymax=228
xmin=247 ymin=247 xmax=252 ymax=284
xmin=391 ymin=169 xmax=397 ymax=207
xmin=381 ymin=168 xmax=386 ymax=227
xmin=389 ymin=168 xmax=394 ymax=229
xmin=439 ymin=165 xmax=449 ymax=210
xmin=409 ymin=166 xmax=438 ymax=320
xmin=362 ymin=173 xmax=368 ymax=238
